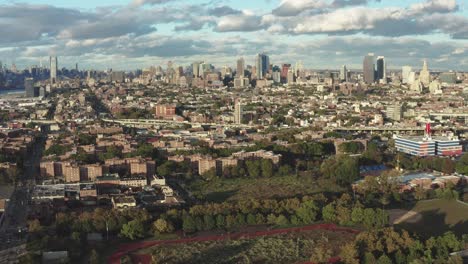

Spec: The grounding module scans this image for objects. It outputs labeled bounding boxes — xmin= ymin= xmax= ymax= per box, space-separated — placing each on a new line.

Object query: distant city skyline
xmin=0 ymin=0 xmax=466 ymax=70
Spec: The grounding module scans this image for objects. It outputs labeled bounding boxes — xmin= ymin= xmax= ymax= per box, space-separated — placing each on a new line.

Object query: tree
xmin=28 ymin=219 xmax=42 ymax=233
xmin=320 ymin=156 xmax=359 ymax=186
xmin=260 ymin=159 xmax=274 ymax=177
xmin=153 ymin=219 xmax=174 ymax=234
xmin=310 ymin=246 xmax=332 ymax=263
xmin=362 ymin=253 xmax=376 ymax=264
xmin=89 ymin=249 xmax=100 ymax=264
xmin=136 ymin=143 xmax=154 ymax=158
xmin=275 ymin=214 xmax=289 ymax=226
xmin=245 ymin=160 xmax=261 ymax=178
xmin=455 ymin=153 xmax=468 ymax=175
xmin=157 ymin=162 xmax=175 ymax=177
xmin=394 ymin=250 xmax=407 ymax=264
xmin=376 ymin=254 xmax=392 ymax=264
xmin=201 ymin=168 xmax=217 ymax=181
xmin=414 ymin=186 xmax=427 ymax=200
xmin=295 ymin=200 xmax=318 ymax=224
xmin=216 ymin=214 xmax=225 ymax=229
xmin=203 ymin=215 xmax=215 ymax=231
xmin=246 ymin=213 xmax=256 ymax=225
xmin=340 ymin=243 xmax=359 ymax=264
xmin=322 ymin=203 xmax=336 ymax=223
xmin=120 ymin=220 xmax=145 ymax=240
xmin=182 ymin=216 xmax=197 ymax=233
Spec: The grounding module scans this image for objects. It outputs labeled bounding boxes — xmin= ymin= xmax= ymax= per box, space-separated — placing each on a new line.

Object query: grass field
xmin=394 ymin=199 xmax=468 ymax=238
xmin=187 ymin=174 xmax=345 ymax=202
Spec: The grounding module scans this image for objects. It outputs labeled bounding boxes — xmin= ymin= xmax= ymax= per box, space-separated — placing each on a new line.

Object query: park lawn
xmin=187 ymin=174 xmax=345 ymax=202
xmin=396 ymin=199 xmax=468 ymax=238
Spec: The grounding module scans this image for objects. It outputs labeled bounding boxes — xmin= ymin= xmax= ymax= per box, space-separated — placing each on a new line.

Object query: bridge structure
xmin=101 ymin=118 xmax=256 ymax=129
xmin=326 ymin=126 xmax=468 ymax=133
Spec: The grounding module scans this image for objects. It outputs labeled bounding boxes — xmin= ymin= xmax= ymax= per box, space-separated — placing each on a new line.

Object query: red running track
xmin=108 ymin=223 xmax=360 ymax=264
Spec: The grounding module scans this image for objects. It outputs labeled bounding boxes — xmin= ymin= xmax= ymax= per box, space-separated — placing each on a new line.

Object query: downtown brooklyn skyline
xmin=0 ymin=0 xmax=467 ymax=71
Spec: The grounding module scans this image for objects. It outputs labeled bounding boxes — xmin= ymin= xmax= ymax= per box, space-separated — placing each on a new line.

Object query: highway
xmin=101 ymin=118 xmax=256 ymax=129
xmin=0 ymin=134 xmax=46 ymax=261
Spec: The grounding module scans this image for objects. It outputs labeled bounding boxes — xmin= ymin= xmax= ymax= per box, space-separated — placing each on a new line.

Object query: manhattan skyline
xmin=0 ymin=0 xmax=467 ymax=70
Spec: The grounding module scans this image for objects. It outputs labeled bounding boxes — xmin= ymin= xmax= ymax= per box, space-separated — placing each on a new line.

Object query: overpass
xmin=14 ymin=119 xmax=57 ymax=125
xmin=101 ymin=118 xmax=256 ymax=129
xmin=429 ymin=113 xmax=468 ymax=118
xmin=326 ymin=126 xmax=468 ymax=133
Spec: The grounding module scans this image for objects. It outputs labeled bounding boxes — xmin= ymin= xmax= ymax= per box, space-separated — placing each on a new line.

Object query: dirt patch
xmin=389 ymin=209 xmax=422 ymax=224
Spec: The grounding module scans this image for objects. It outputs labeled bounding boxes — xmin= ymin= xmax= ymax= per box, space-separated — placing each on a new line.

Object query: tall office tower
xmin=295 ymin=60 xmax=303 ymax=77
xmin=287 ymin=69 xmax=295 ymax=85
xmin=25 ymin=78 xmax=36 ymax=97
xmin=340 ymin=65 xmax=347 ymax=81
xmin=376 ymin=56 xmax=386 ymax=81
xmin=281 ymin=64 xmax=291 ymax=82
xmin=50 ymin=56 xmax=58 ymax=84
xmin=255 ymin=53 xmax=269 ymax=80
xmin=402 ymin=66 xmax=412 ymax=84
xmin=419 ymin=60 xmax=430 ymax=86
xmin=234 ymin=99 xmax=242 ymax=124
xmin=236 ymin=58 xmax=245 ymax=77
xmin=75 ymin=63 xmax=78 ymax=72
xmin=167 ymin=61 xmax=173 ymax=71
xmin=363 ymin=53 xmax=375 ymax=84
xmin=221 ymin=66 xmax=232 ymax=78
xmin=192 ymin=62 xmax=200 ymax=77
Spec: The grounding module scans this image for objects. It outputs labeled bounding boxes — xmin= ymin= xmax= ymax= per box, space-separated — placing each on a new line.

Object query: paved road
xmin=0 ymin=134 xmax=45 ymax=257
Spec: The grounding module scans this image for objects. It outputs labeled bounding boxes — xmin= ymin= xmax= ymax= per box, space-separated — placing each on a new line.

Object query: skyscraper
xmin=236 ymin=58 xmax=245 ymax=77
xmin=363 ymin=53 xmax=375 ymax=84
xmin=192 ymin=62 xmax=200 ymax=77
xmin=340 ymin=65 xmax=347 ymax=81
xmin=25 ymin=78 xmax=37 ymax=97
xmin=234 ymin=99 xmax=242 ymax=124
xmin=281 ymin=64 xmax=291 ymax=82
xmin=376 ymin=56 xmax=386 ymax=81
xmin=419 ymin=60 xmax=430 ymax=86
xmin=255 ymin=53 xmax=269 ymax=80
xmin=50 ymin=56 xmax=58 ymax=84
xmin=402 ymin=66 xmax=412 ymax=84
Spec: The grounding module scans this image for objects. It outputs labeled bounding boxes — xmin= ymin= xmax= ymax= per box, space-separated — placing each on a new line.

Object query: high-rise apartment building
xmin=363 ymin=53 xmax=375 ymax=84
xmin=386 ymin=104 xmax=402 ymax=121
xmin=50 ymin=56 xmax=58 ymax=84
xmin=340 ymin=65 xmax=347 ymax=81
xmin=402 ymin=66 xmax=412 ymax=84
xmin=234 ymin=99 xmax=242 ymax=124
xmin=25 ymin=78 xmax=38 ymax=97
xmin=281 ymin=64 xmax=291 ymax=80
xmin=192 ymin=62 xmax=200 ymax=77
xmin=237 ymin=58 xmax=245 ymax=77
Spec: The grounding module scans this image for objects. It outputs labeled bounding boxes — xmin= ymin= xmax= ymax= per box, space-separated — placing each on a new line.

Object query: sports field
xmin=391 ymin=199 xmax=468 ymax=237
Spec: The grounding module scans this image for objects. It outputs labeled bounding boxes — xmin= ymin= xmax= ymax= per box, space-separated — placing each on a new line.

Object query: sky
xmin=0 ymin=0 xmax=467 ymax=71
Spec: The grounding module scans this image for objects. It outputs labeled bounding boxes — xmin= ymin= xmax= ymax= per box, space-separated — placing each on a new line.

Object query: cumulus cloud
xmin=215 ymin=12 xmax=265 ymax=32
xmin=1 ymin=0 xmax=466 ymax=70
xmin=0 ymin=3 xmax=93 ymax=44
xmin=208 ymin=6 xmax=242 ymax=16
xmin=272 ymin=0 xmax=329 ymax=16
xmin=409 ymin=0 xmax=458 ymax=14
xmin=131 ymin=0 xmax=177 ymax=6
